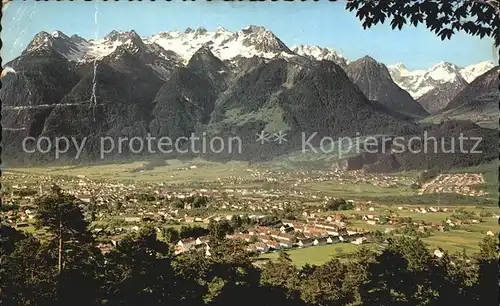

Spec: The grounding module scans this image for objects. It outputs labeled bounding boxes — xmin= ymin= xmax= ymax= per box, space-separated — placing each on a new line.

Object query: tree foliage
xmin=34 ymin=193 xmax=89 ymax=240
xmin=1 ymin=219 xmax=497 ymax=305
xmin=325 ymin=198 xmax=354 ymax=211
xmin=339 ymin=0 xmax=500 ymax=45
xmin=208 ymin=219 xmax=234 ymax=240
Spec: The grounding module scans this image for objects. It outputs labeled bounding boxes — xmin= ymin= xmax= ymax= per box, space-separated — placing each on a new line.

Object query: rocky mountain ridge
xmin=1 ymin=26 xmax=496 ymax=170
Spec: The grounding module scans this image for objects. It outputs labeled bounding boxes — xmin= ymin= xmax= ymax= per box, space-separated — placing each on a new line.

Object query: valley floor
xmin=3 ymin=159 xmax=498 ymax=266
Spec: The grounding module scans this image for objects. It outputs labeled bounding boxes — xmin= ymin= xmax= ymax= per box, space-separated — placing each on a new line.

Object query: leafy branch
xmin=336 ymin=0 xmax=499 ymax=46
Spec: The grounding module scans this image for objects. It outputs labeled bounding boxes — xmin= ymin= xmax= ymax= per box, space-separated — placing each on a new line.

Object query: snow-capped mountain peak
xmin=104 ymin=30 xmax=124 ymax=41
xmin=292 ymin=44 xmax=344 ymax=59
xmin=241 ymin=25 xmax=265 ymax=33
xmin=80 ymin=30 xmax=149 ymax=61
xmin=216 ymin=26 xmax=229 ymax=33
xmin=424 ymin=61 xmax=461 ymax=83
xmin=388 ymin=60 xmax=492 ymax=99
xmin=460 ymin=60 xmax=495 ymax=82
xmin=100 ymin=30 xmax=143 ymax=47
xmin=21 ymin=29 xmax=151 ymax=63
xmin=390 ymin=62 xmax=407 ymax=71
xmin=25 ymin=31 xmax=53 ymax=50
xmin=51 ymin=30 xmax=68 ymax=39
xmin=291 ymin=44 xmax=347 ymax=67
xmin=147 ymin=25 xmax=293 ymax=63
xmin=238 ymin=25 xmax=292 ymax=55
xmin=24 ymin=30 xmax=89 ymax=61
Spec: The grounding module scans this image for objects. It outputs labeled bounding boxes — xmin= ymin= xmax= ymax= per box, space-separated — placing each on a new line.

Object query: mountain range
xmin=388 ymin=61 xmax=495 ymax=114
xmin=425 ymin=65 xmax=500 ymax=130
xmin=7 ymin=26 xmax=493 ymax=109
xmin=344 ymin=56 xmax=429 ymax=118
xmin=1 ymin=26 xmax=497 ymax=170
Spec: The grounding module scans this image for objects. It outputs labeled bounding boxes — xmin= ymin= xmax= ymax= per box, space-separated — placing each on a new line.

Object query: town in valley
xmin=3 ymin=159 xmax=497 ymax=266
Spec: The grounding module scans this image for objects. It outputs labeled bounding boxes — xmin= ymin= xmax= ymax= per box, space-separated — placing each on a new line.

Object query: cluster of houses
xmin=237 ymin=168 xmax=416 ymax=190
xmin=408 ymin=206 xmax=449 ymax=214
xmin=175 ymin=236 xmax=211 ymax=256
xmin=3 ymin=171 xmax=306 ymax=216
xmin=175 ymin=217 xmax=369 ymax=256
xmin=444 ymin=217 xmax=482 ymax=227
xmin=277 ymin=169 xmax=416 ymax=189
xmin=419 ymin=173 xmax=488 ymax=197
xmin=1 ymin=207 xmax=37 ymax=227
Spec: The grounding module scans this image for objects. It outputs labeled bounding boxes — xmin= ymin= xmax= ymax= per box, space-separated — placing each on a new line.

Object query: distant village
xmin=419 ymin=173 xmax=488 ymax=197
xmin=2 ymin=170 xmax=496 ymax=258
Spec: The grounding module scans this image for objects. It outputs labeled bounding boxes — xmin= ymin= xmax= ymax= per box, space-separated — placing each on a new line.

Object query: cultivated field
xmin=260 ymin=243 xmax=372 ymax=266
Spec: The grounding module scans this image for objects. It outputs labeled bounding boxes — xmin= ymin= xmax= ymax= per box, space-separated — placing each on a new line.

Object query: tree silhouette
xmin=162 ymin=226 xmax=180 ymax=244
xmin=300 ymin=258 xmax=355 ymax=305
xmin=360 ymin=249 xmax=417 ymax=306
xmin=102 ymin=225 xmax=196 ymax=305
xmin=338 ymin=0 xmax=499 ymax=45
xmin=477 ymin=235 xmax=498 ymax=260
xmin=0 ymin=235 xmax=58 ymax=305
xmin=426 ymin=252 xmax=478 ymax=305
xmin=0 ymin=223 xmax=26 ymax=256
xmin=475 ymin=236 xmax=499 ymax=305
xmin=208 ymin=219 xmax=234 ymax=240
xmin=260 ymin=252 xmax=301 ymax=300
xmin=34 ymin=187 xmax=90 ymax=273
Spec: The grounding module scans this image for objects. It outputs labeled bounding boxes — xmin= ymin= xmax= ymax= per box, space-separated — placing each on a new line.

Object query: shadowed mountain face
xmin=417 ymin=78 xmax=468 ymax=114
xmin=345 ymin=56 xmax=429 ymax=119
xmin=442 ymin=66 xmax=499 ymax=112
xmin=196 ymin=58 xmax=421 ymax=162
xmin=1 ymin=48 xmax=82 ymax=161
xmin=1 ymin=28 xmax=494 ymax=171
xmin=150 ymin=47 xmax=230 ymax=139
xmin=208 ymin=59 xmax=416 ymax=156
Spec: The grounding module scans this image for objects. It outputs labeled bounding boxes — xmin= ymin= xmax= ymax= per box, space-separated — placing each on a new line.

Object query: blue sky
xmin=2 ymin=1 xmax=495 ymax=69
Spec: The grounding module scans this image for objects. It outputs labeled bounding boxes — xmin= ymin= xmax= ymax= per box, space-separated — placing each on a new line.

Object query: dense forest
xmin=0 ymin=189 xmax=498 ymax=306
